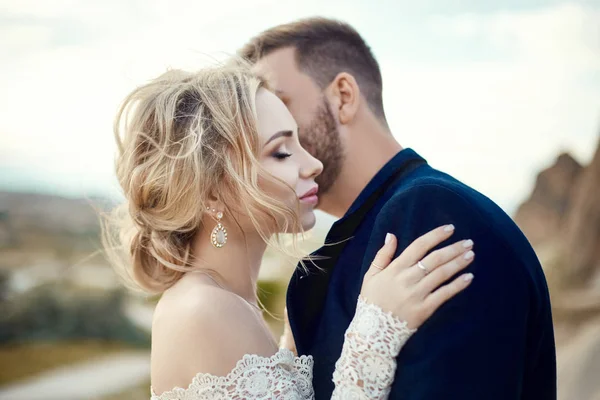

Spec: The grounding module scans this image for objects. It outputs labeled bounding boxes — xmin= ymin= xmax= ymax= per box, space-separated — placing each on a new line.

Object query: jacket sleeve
xmin=358 ymin=183 xmax=532 ymax=399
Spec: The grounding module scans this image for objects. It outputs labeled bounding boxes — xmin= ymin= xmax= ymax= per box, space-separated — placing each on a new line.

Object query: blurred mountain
xmin=514 ymin=153 xmax=583 ymax=247
xmin=0 ymin=191 xmax=120 ymax=298
xmin=515 ymin=138 xmax=600 ymax=289
xmin=562 ymin=139 xmax=600 ymax=288
xmin=0 ymin=191 xmax=113 ymax=268
xmin=0 ymin=191 xmax=109 ymax=240
xmin=514 ymin=135 xmax=600 ymax=400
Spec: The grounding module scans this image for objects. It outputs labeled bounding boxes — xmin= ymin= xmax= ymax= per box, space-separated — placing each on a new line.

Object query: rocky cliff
xmin=514 ymin=153 xmax=583 ymax=247
xmin=515 ymin=138 xmax=600 ymax=290
xmin=514 ymin=136 xmax=600 ymax=400
xmin=562 ymin=138 xmax=600 ymax=288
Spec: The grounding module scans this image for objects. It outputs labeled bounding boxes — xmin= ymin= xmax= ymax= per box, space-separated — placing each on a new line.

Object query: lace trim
xmin=331 ymin=296 xmax=417 ymax=399
xmin=151 ymin=299 xmax=416 ymax=399
xmin=151 ymin=348 xmax=313 ymax=400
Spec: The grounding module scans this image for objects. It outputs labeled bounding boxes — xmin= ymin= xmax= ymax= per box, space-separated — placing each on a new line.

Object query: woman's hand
xmin=360 ymin=225 xmax=474 ymax=329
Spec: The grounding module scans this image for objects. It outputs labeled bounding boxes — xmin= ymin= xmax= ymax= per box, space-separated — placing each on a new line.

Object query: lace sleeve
xmin=331 ymin=296 xmax=417 ymax=399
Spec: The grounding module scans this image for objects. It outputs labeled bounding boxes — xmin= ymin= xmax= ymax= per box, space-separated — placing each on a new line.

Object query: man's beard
xmin=299 ymin=98 xmax=344 ymax=196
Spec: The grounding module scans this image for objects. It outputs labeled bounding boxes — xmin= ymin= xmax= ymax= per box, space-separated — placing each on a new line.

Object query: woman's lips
xmin=299 ymin=194 xmax=319 ymax=206
xmin=299 ymin=186 xmax=319 ymax=206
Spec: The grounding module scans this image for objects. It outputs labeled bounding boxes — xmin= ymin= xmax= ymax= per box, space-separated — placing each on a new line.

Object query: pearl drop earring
xmin=210 ymin=210 xmax=227 ymax=248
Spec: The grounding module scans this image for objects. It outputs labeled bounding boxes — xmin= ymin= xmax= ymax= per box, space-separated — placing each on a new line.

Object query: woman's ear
xmin=327 ymin=72 xmax=360 ymax=125
xmin=204 ymin=191 xmax=222 ymax=216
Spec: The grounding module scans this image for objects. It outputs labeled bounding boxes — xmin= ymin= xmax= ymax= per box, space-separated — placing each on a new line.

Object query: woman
xmin=105 ymin=63 xmax=475 ymax=399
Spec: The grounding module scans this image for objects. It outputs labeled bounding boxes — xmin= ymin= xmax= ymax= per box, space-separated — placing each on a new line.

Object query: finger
xmin=388 ymin=224 xmax=455 ymax=271
xmin=404 ymin=239 xmax=474 ymax=283
xmin=417 ymin=250 xmax=475 ymax=295
xmin=367 ymin=233 xmax=397 ymax=276
xmin=421 ymin=239 xmax=474 ymax=273
xmin=423 ymin=273 xmax=474 ymax=315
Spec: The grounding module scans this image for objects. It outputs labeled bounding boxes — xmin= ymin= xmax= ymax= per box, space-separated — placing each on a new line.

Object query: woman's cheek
xmin=259 ymin=159 xmax=298 ymax=203
xmin=258 ymin=172 xmax=291 ymax=201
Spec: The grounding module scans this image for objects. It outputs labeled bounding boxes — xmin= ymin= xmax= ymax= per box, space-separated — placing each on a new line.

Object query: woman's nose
xmin=301 ymin=152 xmax=323 ymax=180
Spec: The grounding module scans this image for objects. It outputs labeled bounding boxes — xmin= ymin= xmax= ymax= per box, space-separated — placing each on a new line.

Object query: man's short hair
xmin=239 ymin=17 xmax=386 ymax=120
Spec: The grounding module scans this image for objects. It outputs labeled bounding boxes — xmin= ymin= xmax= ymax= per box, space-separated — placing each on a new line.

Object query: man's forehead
xmin=253 ymin=62 xmax=290 ymax=99
xmin=253 ymin=48 xmax=298 ymax=79
xmin=250 ymin=47 xmax=320 ymax=104
xmin=258 ymin=47 xmax=296 ymax=68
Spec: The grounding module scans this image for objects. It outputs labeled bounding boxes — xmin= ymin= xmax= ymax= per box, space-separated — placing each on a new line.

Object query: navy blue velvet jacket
xmin=286 ymin=149 xmax=556 ymax=399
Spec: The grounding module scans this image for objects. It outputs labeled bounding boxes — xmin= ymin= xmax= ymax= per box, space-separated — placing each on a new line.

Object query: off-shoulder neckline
xmin=150 ymin=348 xmax=313 ymax=398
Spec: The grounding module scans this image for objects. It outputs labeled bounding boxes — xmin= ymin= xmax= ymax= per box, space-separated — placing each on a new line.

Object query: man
xmin=239 ymin=18 xmax=556 ymax=399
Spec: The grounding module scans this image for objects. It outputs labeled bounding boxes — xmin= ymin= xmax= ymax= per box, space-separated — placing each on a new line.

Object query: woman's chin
xmin=300 ymin=211 xmax=317 ymax=231
xmin=279 ymin=211 xmax=317 ymax=234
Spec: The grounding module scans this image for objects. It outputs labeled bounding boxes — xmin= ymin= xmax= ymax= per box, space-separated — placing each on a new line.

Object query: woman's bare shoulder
xmin=150 ymin=274 xmax=276 ymax=395
xmin=153 ymin=274 xmax=249 ymax=328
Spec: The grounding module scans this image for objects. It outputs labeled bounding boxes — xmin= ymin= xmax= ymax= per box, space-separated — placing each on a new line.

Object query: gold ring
xmin=371 ymin=262 xmax=384 ymax=270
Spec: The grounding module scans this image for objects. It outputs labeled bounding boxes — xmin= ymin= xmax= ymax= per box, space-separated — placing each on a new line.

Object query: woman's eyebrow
xmin=265 ymin=130 xmax=293 ymax=145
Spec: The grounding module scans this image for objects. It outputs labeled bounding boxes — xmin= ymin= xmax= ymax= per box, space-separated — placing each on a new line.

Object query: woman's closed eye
xmin=272 ymin=148 xmax=293 ymax=160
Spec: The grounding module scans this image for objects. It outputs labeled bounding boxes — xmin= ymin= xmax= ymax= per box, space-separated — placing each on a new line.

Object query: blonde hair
xmin=103 ymin=62 xmax=303 ymax=294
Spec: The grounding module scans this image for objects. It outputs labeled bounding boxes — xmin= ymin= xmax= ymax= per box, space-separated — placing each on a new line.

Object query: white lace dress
xmin=151 ymin=297 xmax=416 ymax=399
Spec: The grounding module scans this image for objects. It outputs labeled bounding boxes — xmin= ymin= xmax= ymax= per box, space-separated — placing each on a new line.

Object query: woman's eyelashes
xmin=272 ymin=145 xmax=293 ymax=160
xmin=273 ymin=151 xmax=293 ymax=160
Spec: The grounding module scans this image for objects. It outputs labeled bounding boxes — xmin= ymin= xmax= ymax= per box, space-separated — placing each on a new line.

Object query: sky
xmin=0 ymin=0 xmax=599 ymax=216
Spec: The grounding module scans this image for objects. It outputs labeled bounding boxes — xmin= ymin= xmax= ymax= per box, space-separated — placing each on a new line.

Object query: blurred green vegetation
xmin=257 ymin=279 xmax=286 ymax=312
xmin=0 ymin=282 xmax=150 ymax=386
xmin=257 ymin=279 xmax=288 ymax=337
xmin=0 ymin=283 xmax=149 ymax=347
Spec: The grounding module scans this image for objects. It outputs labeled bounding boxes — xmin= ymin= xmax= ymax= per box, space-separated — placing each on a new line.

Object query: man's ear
xmin=326 ymin=72 xmax=360 ymax=125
